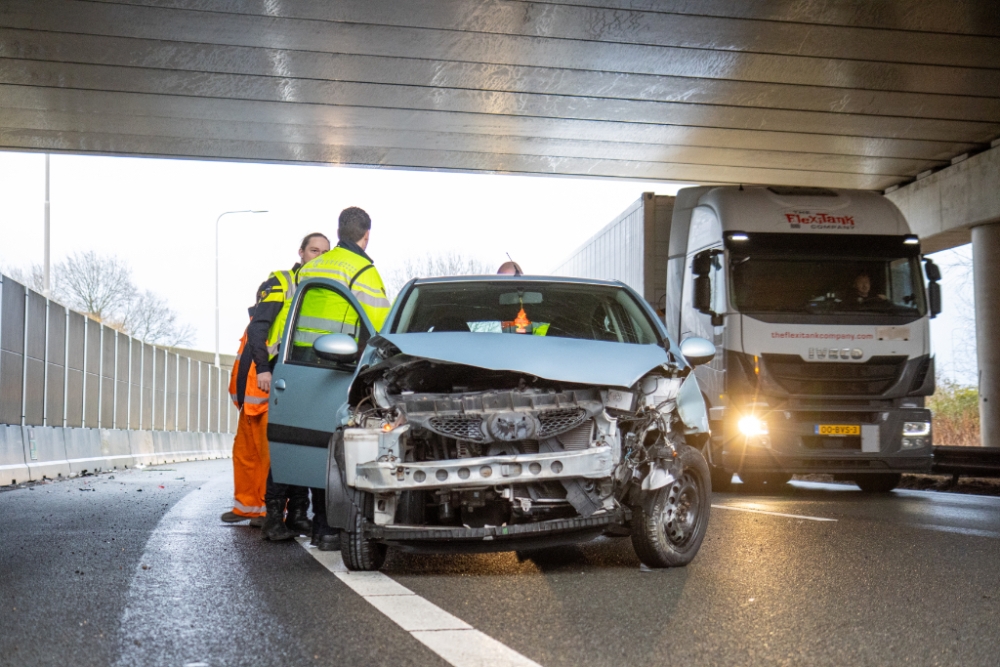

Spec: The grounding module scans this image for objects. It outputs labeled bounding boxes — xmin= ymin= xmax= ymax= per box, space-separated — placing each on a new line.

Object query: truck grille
xmin=763 ymin=355 xmax=906 ymax=396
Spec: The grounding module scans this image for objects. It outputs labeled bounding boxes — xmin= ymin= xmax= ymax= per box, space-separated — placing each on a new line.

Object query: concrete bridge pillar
xmin=972 ymin=222 xmax=1000 ymax=447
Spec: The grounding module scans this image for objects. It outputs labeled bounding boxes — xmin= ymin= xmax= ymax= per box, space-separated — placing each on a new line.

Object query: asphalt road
xmin=2 ymin=459 xmax=998 ymax=667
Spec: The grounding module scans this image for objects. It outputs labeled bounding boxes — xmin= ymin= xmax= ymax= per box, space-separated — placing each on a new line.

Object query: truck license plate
xmin=815 ymin=424 xmax=860 ymax=436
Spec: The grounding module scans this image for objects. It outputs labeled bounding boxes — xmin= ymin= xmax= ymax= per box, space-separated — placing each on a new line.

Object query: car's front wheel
xmin=340 ymin=488 xmax=388 ymax=571
xmin=631 ymin=444 xmax=711 ymax=568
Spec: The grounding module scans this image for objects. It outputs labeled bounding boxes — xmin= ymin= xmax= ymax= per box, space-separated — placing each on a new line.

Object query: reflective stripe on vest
xmin=296 ymin=246 xmax=391 ymax=337
xmin=265 ymin=270 xmax=296 ymax=352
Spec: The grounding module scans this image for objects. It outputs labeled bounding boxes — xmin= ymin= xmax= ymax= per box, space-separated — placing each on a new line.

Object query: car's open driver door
xmin=266 ymin=278 xmax=375 ymax=488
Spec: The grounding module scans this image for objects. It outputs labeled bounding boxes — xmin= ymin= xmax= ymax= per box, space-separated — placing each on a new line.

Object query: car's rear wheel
xmin=631 ymin=445 xmax=710 ymax=568
xmin=854 ymin=473 xmax=902 ymax=493
xmin=340 ymin=488 xmax=387 ymax=571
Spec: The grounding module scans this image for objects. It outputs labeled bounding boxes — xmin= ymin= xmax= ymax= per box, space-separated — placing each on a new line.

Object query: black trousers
xmin=264 ymin=469 xmax=309 ymax=504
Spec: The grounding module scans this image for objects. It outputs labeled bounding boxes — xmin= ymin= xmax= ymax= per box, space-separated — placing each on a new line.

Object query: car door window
xmin=287 ymin=282 xmax=369 ymax=368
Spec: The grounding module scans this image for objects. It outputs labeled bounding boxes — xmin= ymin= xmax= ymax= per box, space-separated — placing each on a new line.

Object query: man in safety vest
xmin=291 ymin=207 xmax=391 ymax=549
xmin=294 ymin=206 xmax=391 ymax=351
xmin=222 ymin=233 xmax=330 ymax=543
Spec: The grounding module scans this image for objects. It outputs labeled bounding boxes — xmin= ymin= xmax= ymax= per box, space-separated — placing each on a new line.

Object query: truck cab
xmin=665 ymin=186 xmax=941 ymax=492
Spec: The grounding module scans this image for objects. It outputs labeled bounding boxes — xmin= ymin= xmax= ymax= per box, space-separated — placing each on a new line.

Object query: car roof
xmin=410 ymin=274 xmax=626 ymax=288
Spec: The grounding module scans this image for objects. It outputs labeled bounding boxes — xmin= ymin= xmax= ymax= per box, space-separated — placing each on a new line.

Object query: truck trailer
xmin=555 ymin=186 xmax=941 ymax=492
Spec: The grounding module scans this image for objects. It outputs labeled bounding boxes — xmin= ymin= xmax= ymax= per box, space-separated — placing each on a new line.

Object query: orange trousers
xmin=231 ymin=409 xmax=270 ymax=517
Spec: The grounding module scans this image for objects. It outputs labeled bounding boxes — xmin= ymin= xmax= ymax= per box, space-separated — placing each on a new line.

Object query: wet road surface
xmin=2 ymin=459 xmax=998 ymax=667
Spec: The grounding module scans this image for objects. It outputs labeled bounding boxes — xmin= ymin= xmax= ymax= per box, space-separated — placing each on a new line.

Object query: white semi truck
xmin=556 ymin=186 xmax=941 ymax=492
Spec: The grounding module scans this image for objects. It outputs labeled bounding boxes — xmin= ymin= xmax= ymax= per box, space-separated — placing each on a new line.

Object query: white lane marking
xmin=711 ymin=504 xmax=837 ymax=522
xmin=298 ymin=539 xmax=542 ymax=667
xmin=366 ymin=595 xmax=473 ymax=631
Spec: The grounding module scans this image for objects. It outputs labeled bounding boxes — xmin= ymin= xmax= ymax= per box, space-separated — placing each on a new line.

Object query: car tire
xmin=340 ymin=488 xmax=388 ymax=571
xmin=630 ymin=445 xmax=711 ymax=568
xmin=854 ymin=473 xmax=902 ymax=493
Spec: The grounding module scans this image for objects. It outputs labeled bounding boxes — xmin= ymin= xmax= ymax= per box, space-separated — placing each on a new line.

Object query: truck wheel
xmin=631 ymin=445 xmax=711 ymax=568
xmin=854 ymin=473 xmax=902 ymax=493
xmin=709 ymin=465 xmax=733 ymax=491
xmin=340 ymin=488 xmax=387 ymax=571
xmin=739 ymin=472 xmax=791 ymax=492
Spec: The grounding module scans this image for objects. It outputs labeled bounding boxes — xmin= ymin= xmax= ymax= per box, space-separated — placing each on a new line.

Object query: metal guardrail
xmin=931 ymin=446 xmax=1000 ymax=478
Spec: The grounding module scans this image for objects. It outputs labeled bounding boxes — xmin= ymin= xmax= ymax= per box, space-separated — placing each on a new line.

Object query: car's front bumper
xmin=367 ymin=507 xmax=629 ymax=553
xmin=352 ymin=445 xmax=616 ymax=492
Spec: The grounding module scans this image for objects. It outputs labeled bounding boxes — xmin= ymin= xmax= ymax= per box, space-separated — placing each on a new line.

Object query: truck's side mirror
xmin=928 ymin=281 xmax=941 ymax=318
xmin=692 ymin=249 xmax=724 ymax=326
xmin=924 ymin=258 xmax=942 ymax=318
xmin=924 ymin=258 xmax=941 ymax=282
xmin=694 ymin=275 xmax=712 ymax=313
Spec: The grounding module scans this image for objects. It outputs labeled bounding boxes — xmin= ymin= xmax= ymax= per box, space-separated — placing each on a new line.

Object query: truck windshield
xmin=393 ymin=281 xmax=660 ymax=345
xmin=729 ymin=234 xmax=926 ymax=317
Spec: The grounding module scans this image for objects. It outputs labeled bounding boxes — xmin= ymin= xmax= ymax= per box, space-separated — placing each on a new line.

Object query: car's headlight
xmin=902 ymin=421 xmax=931 ymax=437
xmin=738 ymin=415 xmax=769 ymax=436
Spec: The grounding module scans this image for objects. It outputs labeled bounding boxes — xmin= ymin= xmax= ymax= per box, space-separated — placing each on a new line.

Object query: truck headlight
xmin=901 ymin=421 xmax=930 ymax=450
xmin=902 ymin=422 xmax=931 ymax=437
xmin=738 ymin=415 xmax=769 ymax=437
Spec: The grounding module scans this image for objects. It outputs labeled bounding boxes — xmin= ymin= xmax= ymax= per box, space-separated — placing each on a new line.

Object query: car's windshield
xmin=393 ymin=281 xmax=660 ymax=345
xmin=728 ymin=234 xmax=926 ymax=317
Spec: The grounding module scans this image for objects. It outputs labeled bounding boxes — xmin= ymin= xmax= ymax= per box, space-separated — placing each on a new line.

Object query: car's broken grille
xmin=427 ymin=415 xmax=486 ymax=442
xmin=538 ymin=408 xmax=589 ymax=438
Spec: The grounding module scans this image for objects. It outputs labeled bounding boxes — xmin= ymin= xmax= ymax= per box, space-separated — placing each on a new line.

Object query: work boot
xmin=261 ymin=500 xmax=296 ymax=541
xmin=311 ymin=512 xmax=340 ymax=551
xmin=220 ymin=511 xmax=249 ymax=523
xmin=285 ymin=498 xmax=313 ymax=536
xmin=249 ymin=516 xmax=265 ymax=528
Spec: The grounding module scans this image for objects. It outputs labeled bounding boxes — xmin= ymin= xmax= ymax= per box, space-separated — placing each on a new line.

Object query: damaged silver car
xmin=267 ymin=276 xmax=716 ymax=571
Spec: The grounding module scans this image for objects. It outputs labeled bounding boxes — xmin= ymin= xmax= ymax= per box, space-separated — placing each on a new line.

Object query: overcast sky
xmin=0 ymin=150 xmax=977 ymax=384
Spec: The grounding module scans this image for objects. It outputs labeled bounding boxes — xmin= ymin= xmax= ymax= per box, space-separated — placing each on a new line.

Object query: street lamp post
xmin=215 ymin=209 xmax=267 ymax=367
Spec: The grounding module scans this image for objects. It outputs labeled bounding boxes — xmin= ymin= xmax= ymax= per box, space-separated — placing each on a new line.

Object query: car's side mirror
xmin=313 ymin=333 xmax=359 ymax=362
xmin=680 ymin=337 xmax=716 ymax=367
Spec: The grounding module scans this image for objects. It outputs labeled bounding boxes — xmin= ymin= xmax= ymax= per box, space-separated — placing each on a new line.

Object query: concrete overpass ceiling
xmin=1 ymin=0 xmax=998 ymax=188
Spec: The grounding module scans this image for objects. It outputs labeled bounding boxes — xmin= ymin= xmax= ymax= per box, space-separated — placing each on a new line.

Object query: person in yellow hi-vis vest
xmin=295 ymin=207 xmax=392 ymax=350
xmin=222 ymin=233 xmax=331 ymax=543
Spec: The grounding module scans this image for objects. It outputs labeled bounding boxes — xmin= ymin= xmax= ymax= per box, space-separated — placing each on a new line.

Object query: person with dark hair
xmin=223 ymin=232 xmax=331 ymax=542
xmin=293 ymin=207 xmax=392 ymax=550
xmin=848 ymin=272 xmax=887 ymax=306
xmin=296 ymin=206 xmax=392 ymax=339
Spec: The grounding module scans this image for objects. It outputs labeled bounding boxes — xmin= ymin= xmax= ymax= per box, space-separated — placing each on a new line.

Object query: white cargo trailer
xmin=557 ymin=186 xmax=941 ymax=492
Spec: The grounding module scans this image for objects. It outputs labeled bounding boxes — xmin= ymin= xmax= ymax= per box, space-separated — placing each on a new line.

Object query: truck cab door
xmin=266 ymin=278 xmax=375 ymax=488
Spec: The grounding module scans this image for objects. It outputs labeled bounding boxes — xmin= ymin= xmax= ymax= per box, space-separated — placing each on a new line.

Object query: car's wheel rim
xmin=661 ymin=471 xmax=701 ymax=547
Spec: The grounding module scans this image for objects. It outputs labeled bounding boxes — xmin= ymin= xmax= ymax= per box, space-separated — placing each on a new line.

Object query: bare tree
xmin=2 ymin=252 xmax=195 ymax=347
xmin=0 ymin=262 xmax=45 ymax=293
xmin=55 ymin=251 xmax=134 ymax=320
xmin=114 ymin=289 xmax=196 ymax=347
xmin=384 ymin=251 xmax=496 ymax=297
xmin=947 ymin=250 xmax=978 ymax=384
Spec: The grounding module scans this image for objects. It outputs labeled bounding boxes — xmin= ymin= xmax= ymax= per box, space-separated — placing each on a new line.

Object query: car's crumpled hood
xmin=372 ymin=332 xmax=674 ymax=388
